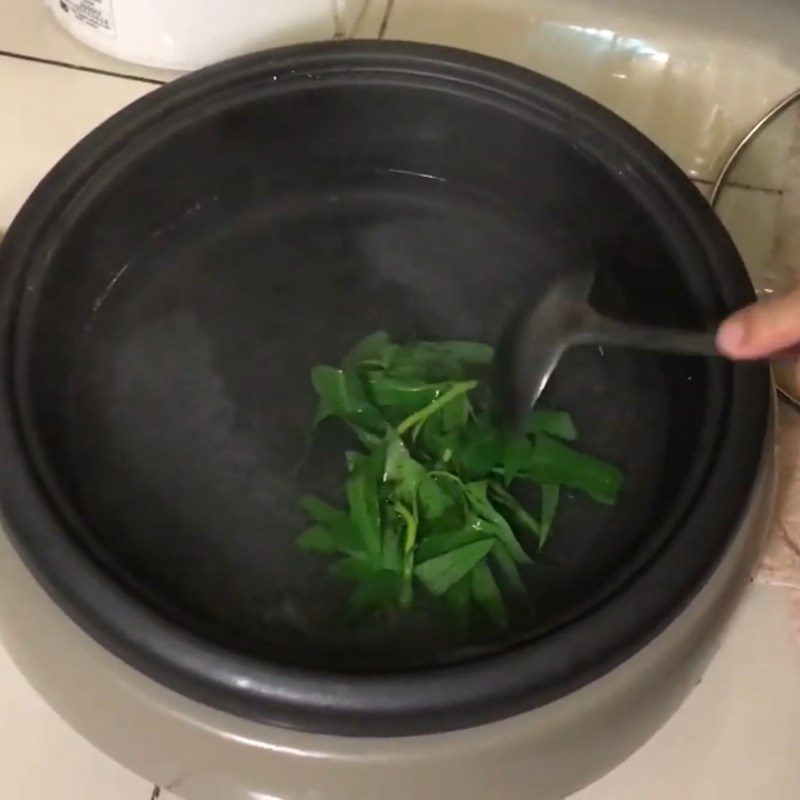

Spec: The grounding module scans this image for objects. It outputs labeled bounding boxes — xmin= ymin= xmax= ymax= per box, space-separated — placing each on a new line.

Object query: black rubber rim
xmin=0 ymin=41 xmax=770 ymax=737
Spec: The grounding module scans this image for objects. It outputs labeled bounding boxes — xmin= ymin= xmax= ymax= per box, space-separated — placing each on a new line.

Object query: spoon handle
xmin=582 ymin=313 xmax=720 ymax=357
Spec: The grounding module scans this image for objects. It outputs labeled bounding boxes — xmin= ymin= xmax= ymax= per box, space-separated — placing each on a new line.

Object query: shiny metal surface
xmin=496 ymin=268 xmax=719 ymax=426
xmin=709 ymin=89 xmax=800 ymax=207
xmin=709 ymin=88 xmax=800 ymax=411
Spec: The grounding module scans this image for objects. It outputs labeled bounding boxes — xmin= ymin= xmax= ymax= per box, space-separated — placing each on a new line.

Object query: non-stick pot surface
xmin=0 ymin=42 xmax=768 ymax=735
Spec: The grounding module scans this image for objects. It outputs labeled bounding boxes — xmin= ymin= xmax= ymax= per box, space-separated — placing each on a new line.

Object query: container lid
xmin=711 ymin=89 xmax=800 ymax=409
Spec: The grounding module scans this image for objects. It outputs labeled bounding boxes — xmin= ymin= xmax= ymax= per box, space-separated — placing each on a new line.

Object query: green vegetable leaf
xmin=464 ymin=481 xmax=532 ymax=564
xmin=346 ymin=452 xmax=383 ymax=556
xmin=415 ymin=411 xmax=460 ymax=466
xmin=302 ymin=495 xmax=347 ymax=527
xmin=333 ymin=554 xmax=405 ymax=615
xmin=366 ymin=374 xmax=447 ymax=424
xmin=471 ymin=559 xmax=507 ymax=628
xmin=415 ymin=526 xmax=491 ymax=563
xmin=417 ymin=473 xmax=453 ymax=519
xmin=502 ymin=435 xmax=533 ymax=486
xmin=383 ymin=432 xmax=426 ymax=505
xmin=297 ymin=525 xmax=339 ymax=554
xmin=539 ymin=483 xmax=560 ymax=548
xmin=346 ymin=571 xmax=403 ymax=615
xmin=331 ymin=554 xmax=383 ymax=581
xmin=381 ymin=519 xmax=404 ymax=573
xmin=342 ymin=331 xmax=396 ymax=370
xmin=414 ymin=539 xmax=494 ymax=596
xmin=311 ymin=365 xmax=386 ymax=436
xmin=527 ymin=410 xmax=577 ymax=441
xmin=490 ymin=541 xmax=526 ymax=595
xmin=417 ymin=473 xmax=466 ymax=535
xmin=397 ymin=380 xmax=477 ymax=439
xmin=438 ymin=389 xmax=472 ymax=433
xmin=394 ymin=502 xmax=418 ymax=555
xmin=442 ymin=574 xmax=472 ymax=630
xmin=524 ymin=434 xmax=623 ymax=505
xmin=301 ymin=332 xmax=623 ymax=630
xmin=300 ymin=496 xmax=364 ymax=553
xmin=387 ymin=341 xmax=493 ymax=383
xmin=488 ymin=482 xmax=540 ymax=539
xmin=389 ymin=507 xmax=416 ymax=608
xmin=453 ymin=414 xmax=506 ymax=480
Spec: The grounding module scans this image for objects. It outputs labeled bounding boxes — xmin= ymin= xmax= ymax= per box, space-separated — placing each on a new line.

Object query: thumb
xmin=716 ymin=288 xmax=800 ymax=359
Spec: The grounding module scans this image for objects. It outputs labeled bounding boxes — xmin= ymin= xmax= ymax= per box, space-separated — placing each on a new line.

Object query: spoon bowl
xmin=493 ymin=266 xmax=722 ymax=428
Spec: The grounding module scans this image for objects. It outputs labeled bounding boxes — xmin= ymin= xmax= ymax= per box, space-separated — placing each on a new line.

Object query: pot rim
xmin=0 ymin=40 xmax=770 ymax=737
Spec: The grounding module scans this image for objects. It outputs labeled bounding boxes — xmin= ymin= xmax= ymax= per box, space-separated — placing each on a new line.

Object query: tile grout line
xmin=0 ymin=49 xmax=165 ymax=86
xmin=330 ymin=0 xmax=345 ymax=39
xmin=378 ymin=0 xmax=396 ymax=38
xmin=351 ymin=0 xmax=374 ymax=36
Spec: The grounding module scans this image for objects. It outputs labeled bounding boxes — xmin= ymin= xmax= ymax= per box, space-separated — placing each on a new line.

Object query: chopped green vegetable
xmin=311 ymin=365 xmax=386 ymax=438
xmin=415 ymin=525 xmax=490 ymax=563
xmin=414 ymin=539 xmax=494 ymax=596
xmin=502 ymin=434 xmax=533 ymax=486
xmin=297 ymin=525 xmax=339 ymax=554
xmin=463 ymin=480 xmax=532 ymax=565
xmin=347 ymin=571 xmax=404 ymax=615
xmin=453 ymin=413 xmax=506 ymax=480
xmin=383 ymin=432 xmax=425 ymax=505
xmin=300 ymin=496 xmax=363 ymax=553
xmin=539 ymin=484 xmax=560 ymax=548
xmin=346 ymin=451 xmax=383 ymax=556
xmin=342 ymin=331 xmax=396 ymax=371
xmin=490 ymin=541 xmax=526 ymax=596
xmin=302 ymin=495 xmax=347 ymax=526
xmin=471 ymin=559 xmax=507 ymax=629
xmin=397 ymin=380 xmax=477 ymax=438
xmin=527 ymin=410 xmax=577 ymax=441
xmin=525 ymin=434 xmax=623 ymax=506
xmin=331 ymin=554 xmax=383 ymax=581
xmin=297 ymin=332 xmax=623 ymax=629
xmin=442 ymin=574 xmax=473 ymax=631
xmin=417 ymin=474 xmax=456 ymax=522
xmin=387 ymin=340 xmax=493 ymax=383
xmin=367 ymin=375 xmax=446 ymax=423
xmin=488 ymin=482 xmax=540 ymax=540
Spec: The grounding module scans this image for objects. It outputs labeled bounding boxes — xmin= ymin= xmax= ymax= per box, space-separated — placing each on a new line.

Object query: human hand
xmin=716 ymin=288 xmax=800 ymax=360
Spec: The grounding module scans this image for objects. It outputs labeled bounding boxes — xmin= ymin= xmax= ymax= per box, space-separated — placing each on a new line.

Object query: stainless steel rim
xmin=709 ymin=87 xmax=800 ymax=411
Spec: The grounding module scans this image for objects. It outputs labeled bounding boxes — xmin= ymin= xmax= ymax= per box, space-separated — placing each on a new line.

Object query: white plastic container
xmin=46 ymin=0 xmax=367 ymax=71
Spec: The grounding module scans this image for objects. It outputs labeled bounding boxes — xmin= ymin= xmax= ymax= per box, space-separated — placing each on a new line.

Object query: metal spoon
xmin=492 ymin=266 xmax=720 ymax=429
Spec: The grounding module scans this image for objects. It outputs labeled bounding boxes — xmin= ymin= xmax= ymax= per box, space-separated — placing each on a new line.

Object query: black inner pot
xmin=0 ymin=42 xmax=769 ymax=736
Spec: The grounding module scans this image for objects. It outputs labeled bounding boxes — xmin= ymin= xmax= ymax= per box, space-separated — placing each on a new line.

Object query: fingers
xmin=716 ymin=287 xmax=800 ymax=359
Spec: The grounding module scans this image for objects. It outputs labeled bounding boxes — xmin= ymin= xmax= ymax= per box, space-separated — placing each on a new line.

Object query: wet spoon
xmin=492 ymin=266 xmax=721 ymax=429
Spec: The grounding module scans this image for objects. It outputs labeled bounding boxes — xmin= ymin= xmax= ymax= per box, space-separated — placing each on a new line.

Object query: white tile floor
xmin=3 ymin=1 xmax=800 ymax=798
xmin=575 ymin=583 xmax=800 ymax=800
xmin=0 ymin=641 xmax=168 ymax=799
xmin=2 ymin=582 xmax=800 ymax=800
xmin=0 ymin=52 xmax=155 ymax=227
xmin=0 ymin=0 xmax=176 ymax=81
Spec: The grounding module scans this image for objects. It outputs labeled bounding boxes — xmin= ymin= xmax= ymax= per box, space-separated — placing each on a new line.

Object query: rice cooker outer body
xmin=0 ymin=408 xmax=775 ymax=800
xmin=46 ymin=0 xmax=346 ymax=71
